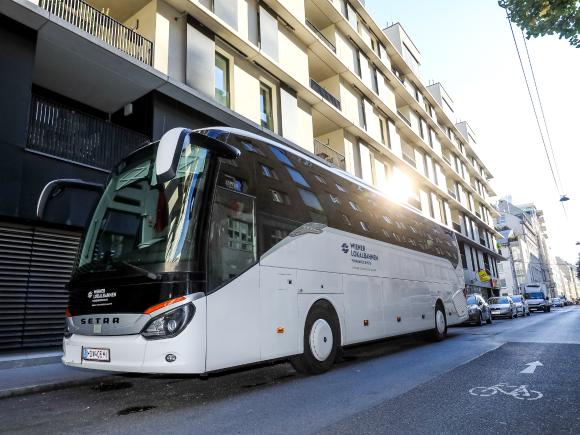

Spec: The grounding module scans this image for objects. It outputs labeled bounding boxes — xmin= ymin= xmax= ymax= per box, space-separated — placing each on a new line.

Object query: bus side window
xmin=208 ymin=186 xmax=257 ymax=290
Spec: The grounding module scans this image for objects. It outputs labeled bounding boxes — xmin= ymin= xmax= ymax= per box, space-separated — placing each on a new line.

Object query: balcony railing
xmin=314 ymin=139 xmax=346 ymax=170
xmin=39 ymin=0 xmax=153 ymax=65
xmin=27 ymin=94 xmax=150 ymax=171
xmin=397 ymin=111 xmax=412 ymax=127
xmin=310 ymin=79 xmax=342 ymax=111
xmin=306 ymin=20 xmax=336 ymax=53
xmin=402 ymin=152 xmax=416 ymax=167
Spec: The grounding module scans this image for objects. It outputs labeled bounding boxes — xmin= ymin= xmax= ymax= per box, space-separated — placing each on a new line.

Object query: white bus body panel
xmin=206 ymin=266 xmax=261 ymax=371
xmin=63 ymin=226 xmax=466 ymax=374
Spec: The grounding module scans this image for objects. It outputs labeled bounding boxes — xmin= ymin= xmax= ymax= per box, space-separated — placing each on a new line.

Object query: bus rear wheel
xmin=291 ymin=302 xmax=340 ymax=375
xmin=428 ymin=302 xmax=447 ymax=341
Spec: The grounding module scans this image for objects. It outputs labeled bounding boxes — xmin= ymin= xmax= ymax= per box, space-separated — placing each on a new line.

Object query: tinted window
xmin=270 ymin=146 xmax=294 ymax=167
xmin=287 ymin=167 xmax=310 ymax=187
xmin=298 ymin=189 xmax=323 ymax=211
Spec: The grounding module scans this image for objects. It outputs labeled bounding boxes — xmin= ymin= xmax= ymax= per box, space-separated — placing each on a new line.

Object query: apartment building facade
xmin=0 ymin=0 xmax=501 ymax=351
xmin=495 ymin=199 xmax=555 ymax=296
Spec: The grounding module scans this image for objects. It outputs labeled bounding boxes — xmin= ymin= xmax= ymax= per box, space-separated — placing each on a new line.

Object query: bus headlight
xmin=141 ymin=303 xmax=195 ymax=340
xmin=63 ymin=318 xmax=73 ymax=338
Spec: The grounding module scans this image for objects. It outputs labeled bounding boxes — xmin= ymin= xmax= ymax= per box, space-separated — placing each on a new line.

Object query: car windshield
xmin=75 ymin=139 xmax=211 ymax=277
xmin=511 ymin=296 xmax=521 ymax=302
xmin=466 ymin=296 xmax=477 ymax=305
xmin=524 ymin=292 xmax=544 ymax=299
xmin=489 ymin=297 xmax=509 ymax=304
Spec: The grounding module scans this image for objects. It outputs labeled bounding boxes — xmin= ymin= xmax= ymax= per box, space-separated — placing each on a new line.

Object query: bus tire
xmin=290 ymin=302 xmax=340 ymax=375
xmin=428 ymin=302 xmax=447 ymax=341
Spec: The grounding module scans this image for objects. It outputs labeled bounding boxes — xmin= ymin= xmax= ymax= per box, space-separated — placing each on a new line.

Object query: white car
xmin=552 ymin=297 xmax=563 ymax=308
xmin=509 ymin=295 xmax=530 ymax=317
xmin=488 ymin=296 xmax=517 ymax=319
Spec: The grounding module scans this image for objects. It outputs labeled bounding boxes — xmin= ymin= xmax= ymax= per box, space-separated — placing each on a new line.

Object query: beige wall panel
xmin=124 ymin=1 xmax=156 ymax=42
xmin=387 ymin=120 xmax=401 ymax=157
xmin=359 ymin=142 xmax=374 ymax=185
xmin=156 ymin=1 xmax=186 ymax=81
xmin=278 ymin=27 xmax=309 ymax=86
xmin=335 ymin=31 xmax=356 ymax=72
xmin=233 ymin=60 xmax=260 ymax=124
xmin=297 ymin=99 xmax=314 ymax=152
xmin=278 ymin=0 xmax=305 ymax=22
xmin=340 ymin=81 xmax=361 ymax=126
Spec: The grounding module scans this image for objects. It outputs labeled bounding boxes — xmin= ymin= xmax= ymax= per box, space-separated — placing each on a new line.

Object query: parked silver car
xmin=552 ymin=297 xmax=564 ymax=308
xmin=465 ymin=294 xmax=493 ymax=326
xmin=509 ymin=295 xmax=530 ymax=317
xmin=488 ymin=296 xmax=517 ymax=319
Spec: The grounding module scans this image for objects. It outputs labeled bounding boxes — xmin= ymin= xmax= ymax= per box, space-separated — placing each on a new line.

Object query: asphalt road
xmin=3 ymin=306 xmax=579 ymax=434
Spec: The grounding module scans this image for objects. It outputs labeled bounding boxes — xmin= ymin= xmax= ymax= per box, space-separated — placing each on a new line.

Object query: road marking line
xmin=520 ymin=361 xmax=543 ymax=374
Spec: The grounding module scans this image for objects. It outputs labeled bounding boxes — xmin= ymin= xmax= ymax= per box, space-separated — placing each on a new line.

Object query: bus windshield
xmin=75 ymin=141 xmax=211 ymax=278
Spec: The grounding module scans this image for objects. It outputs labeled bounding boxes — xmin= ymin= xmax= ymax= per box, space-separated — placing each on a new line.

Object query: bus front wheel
xmin=291 ymin=302 xmax=340 ymax=375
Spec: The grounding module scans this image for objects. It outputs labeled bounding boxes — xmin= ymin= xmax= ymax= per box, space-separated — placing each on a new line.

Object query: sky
xmin=365 ymin=0 xmax=579 ymax=264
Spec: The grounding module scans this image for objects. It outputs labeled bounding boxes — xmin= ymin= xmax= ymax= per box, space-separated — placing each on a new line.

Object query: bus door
xmin=206 ymin=185 xmax=260 ymax=371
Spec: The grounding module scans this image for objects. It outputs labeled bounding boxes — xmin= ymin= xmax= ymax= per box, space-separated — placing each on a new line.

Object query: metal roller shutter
xmin=0 ymin=221 xmax=81 ymax=351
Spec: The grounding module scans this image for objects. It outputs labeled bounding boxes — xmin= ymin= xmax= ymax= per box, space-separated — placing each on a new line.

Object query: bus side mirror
xmin=37 ymin=179 xmax=104 ymax=219
xmin=156 ymin=128 xmax=240 ymax=183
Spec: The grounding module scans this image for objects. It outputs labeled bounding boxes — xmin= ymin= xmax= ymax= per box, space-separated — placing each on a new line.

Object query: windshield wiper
xmin=120 ymin=261 xmax=160 ymax=280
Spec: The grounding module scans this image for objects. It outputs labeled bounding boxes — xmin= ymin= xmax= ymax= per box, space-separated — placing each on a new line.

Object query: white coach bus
xmin=40 ymin=127 xmax=468 ymax=375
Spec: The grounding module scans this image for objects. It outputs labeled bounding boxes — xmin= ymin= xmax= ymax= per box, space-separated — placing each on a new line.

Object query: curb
xmin=0 ymin=374 xmax=117 ymax=400
xmin=0 ymin=354 xmax=62 ymax=370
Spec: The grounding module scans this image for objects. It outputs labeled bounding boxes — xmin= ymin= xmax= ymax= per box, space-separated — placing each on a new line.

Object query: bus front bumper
xmin=63 ymin=329 xmax=206 ymax=374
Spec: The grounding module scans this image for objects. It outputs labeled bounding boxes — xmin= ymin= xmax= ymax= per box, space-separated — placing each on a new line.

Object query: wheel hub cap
xmin=310 ymin=319 xmax=333 ymax=362
xmin=436 ymin=310 xmax=445 ymax=334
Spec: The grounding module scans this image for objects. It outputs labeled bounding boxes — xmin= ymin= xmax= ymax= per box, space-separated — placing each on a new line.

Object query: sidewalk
xmin=0 ymin=351 xmax=114 ymax=399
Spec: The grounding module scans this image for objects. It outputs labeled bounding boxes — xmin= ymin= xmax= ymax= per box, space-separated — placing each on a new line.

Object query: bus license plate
xmin=82 ymin=347 xmax=110 ymax=362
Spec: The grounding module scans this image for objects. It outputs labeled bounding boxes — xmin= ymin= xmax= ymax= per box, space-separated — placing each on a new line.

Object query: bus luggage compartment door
xmin=259 ymin=266 xmax=298 ymax=360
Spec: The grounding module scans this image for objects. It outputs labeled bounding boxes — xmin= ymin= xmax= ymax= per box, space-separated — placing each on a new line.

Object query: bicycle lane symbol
xmin=469 ymin=383 xmax=543 ymax=401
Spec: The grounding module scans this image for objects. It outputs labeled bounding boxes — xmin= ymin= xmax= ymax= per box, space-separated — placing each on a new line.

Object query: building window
xmin=329 ymin=193 xmax=340 ymax=204
xmin=261 ymin=164 xmax=279 ymax=180
xmin=349 ymin=201 xmax=361 ymax=212
xmin=336 ymin=183 xmax=347 ymax=192
xmin=270 ymin=189 xmax=290 ymax=205
xmin=360 ymin=221 xmax=370 ymax=232
xmin=458 ymin=242 xmax=468 ymax=269
xmin=260 ymin=82 xmax=274 ymax=131
xmin=342 ymin=214 xmax=352 ymax=226
xmin=215 ymin=52 xmax=230 ymax=107
xmin=314 ymin=174 xmax=327 ymax=184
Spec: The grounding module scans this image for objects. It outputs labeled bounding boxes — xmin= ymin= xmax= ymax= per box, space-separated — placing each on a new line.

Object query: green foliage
xmin=499 ymin=0 xmax=580 ymax=48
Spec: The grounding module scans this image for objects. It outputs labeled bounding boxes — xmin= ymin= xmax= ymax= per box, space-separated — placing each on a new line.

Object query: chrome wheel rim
xmin=309 ymin=319 xmax=333 ymax=362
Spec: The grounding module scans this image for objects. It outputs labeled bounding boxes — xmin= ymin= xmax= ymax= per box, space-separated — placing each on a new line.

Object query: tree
xmin=499 ymin=0 xmax=580 ymax=48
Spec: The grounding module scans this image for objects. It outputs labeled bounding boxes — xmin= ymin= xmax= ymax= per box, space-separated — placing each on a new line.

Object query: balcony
xmin=39 ymin=0 xmax=153 ymax=65
xmin=310 ymin=78 xmax=342 ymax=111
xmin=306 ymin=19 xmax=336 ymax=53
xmin=27 ymin=94 xmax=150 ymax=171
xmin=314 ymin=139 xmax=346 ymax=170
